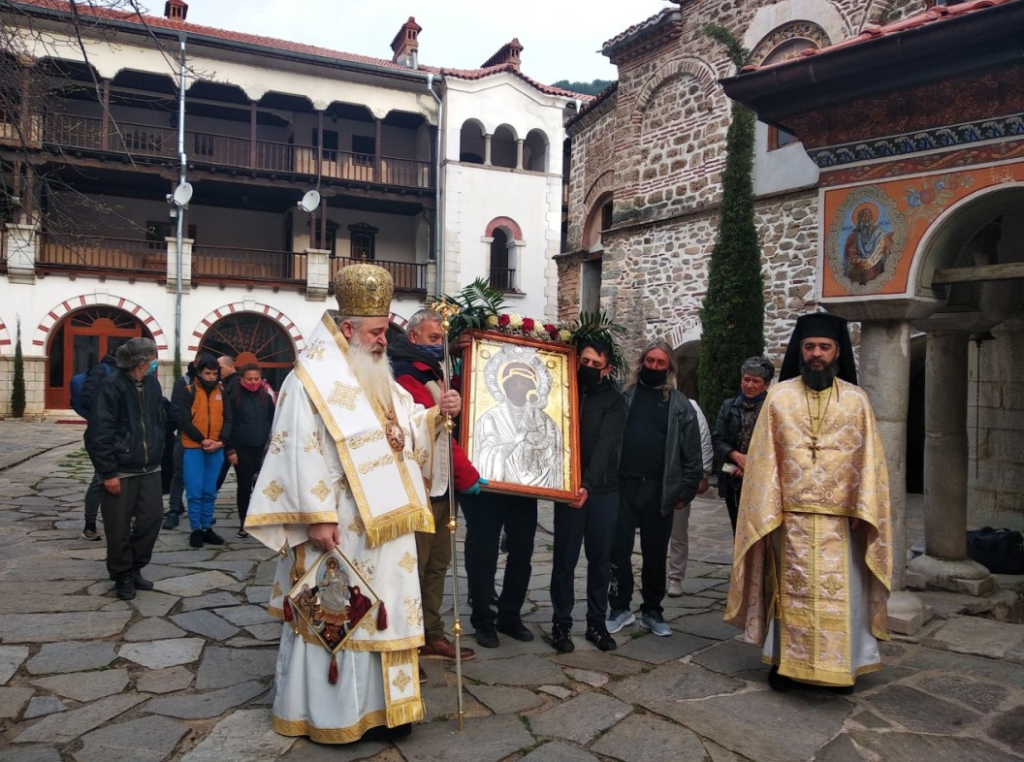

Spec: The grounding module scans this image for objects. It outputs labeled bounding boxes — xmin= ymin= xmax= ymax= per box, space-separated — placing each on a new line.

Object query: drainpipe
xmin=174 ymin=32 xmax=188 ymax=377
xmin=426 ymin=73 xmax=443 ymax=297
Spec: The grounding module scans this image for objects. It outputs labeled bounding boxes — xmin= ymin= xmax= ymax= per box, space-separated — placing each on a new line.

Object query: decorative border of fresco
xmin=819 ymin=161 xmax=1024 ymax=300
xmin=809 ymin=114 xmax=1024 ymax=169
xmin=819 ymin=137 xmax=1024 ymax=186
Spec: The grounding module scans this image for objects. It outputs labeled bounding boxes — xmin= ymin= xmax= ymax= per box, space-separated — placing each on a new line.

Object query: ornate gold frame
xmin=459 ymin=330 xmax=580 ymax=502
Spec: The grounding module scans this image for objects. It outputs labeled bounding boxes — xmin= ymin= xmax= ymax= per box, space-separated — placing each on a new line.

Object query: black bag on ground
xmin=966 ymin=527 xmax=1024 ymax=575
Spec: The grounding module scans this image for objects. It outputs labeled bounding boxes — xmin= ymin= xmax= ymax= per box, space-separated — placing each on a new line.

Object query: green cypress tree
xmin=698 ymin=25 xmax=765 ymax=421
xmin=11 ymin=318 xmax=26 ymax=418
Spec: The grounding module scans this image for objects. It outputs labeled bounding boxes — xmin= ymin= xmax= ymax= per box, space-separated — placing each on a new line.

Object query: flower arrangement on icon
xmin=439 ymin=278 xmax=627 ymax=376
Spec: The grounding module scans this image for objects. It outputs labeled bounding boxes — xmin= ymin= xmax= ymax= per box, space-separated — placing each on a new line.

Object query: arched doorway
xmin=46 ymin=306 xmax=150 ymax=409
xmin=197 ymin=312 xmax=296 ymax=390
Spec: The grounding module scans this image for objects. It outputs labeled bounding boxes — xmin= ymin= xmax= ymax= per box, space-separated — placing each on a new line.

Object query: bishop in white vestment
xmin=246 ymin=264 xmax=456 ymax=743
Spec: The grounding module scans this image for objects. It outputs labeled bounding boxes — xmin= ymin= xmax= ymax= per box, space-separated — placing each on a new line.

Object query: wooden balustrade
xmin=36 ymin=234 xmax=167 ymax=277
xmin=330 ymin=256 xmax=426 ymax=292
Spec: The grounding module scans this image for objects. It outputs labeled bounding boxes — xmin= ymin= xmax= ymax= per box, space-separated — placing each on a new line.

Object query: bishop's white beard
xmin=347 ymin=335 xmax=395 ymax=411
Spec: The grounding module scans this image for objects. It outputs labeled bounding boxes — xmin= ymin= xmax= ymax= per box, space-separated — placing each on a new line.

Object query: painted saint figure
xmin=843 ymin=205 xmax=894 ymax=285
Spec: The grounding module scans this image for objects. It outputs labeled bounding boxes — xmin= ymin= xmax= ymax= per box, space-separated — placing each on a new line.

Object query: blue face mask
xmin=144 ymin=359 xmax=159 ymax=376
xmin=419 ymin=344 xmax=445 ymax=360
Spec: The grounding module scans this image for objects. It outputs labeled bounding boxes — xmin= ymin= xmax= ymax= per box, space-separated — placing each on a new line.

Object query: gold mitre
xmin=335 ymin=264 xmax=394 ymax=316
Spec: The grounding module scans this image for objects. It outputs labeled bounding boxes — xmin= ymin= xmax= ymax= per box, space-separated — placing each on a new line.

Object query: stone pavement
xmin=1 ymin=420 xmax=1023 ymax=762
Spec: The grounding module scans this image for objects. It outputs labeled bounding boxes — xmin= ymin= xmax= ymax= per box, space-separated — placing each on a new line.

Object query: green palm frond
xmin=568 ymin=311 xmax=627 ymax=376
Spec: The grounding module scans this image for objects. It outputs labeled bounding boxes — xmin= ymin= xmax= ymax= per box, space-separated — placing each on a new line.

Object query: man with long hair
xmin=607 ymin=341 xmax=703 ymax=638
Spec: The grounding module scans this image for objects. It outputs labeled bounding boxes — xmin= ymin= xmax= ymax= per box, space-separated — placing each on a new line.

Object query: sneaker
xmin=162 ymin=512 xmax=180 ymax=530
xmin=550 ymin=624 xmax=574 ymax=653
xmin=81 ymin=527 xmax=101 ymax=541
xmin=605 ymin=609 xmax=635 ymax=634
xmin=202 ymin=528 xmax=225 ymax=546
xmin=585 ymin=626 xmax=617 ymax=651
xmin=115 ymin=577 xmax=136 ymax=600
xmin=667 ymin=578 xmax=684 ymax=598
xmin=639 ymin=612 xmax=672 ymax=637
xmin=474 ymin=625 xmax=499 ymax=648
xmin=418 ymin=637 xmax=476 ymax=661
xmin=132 ymin=571 xmax=154 ymax=591
xmin=189 ymin=530 xmax=204 ymax=549
xmin=236 ymin=530 xmax=249 ymax=539
xmin=496 ymin=618 xmax=534 ymax=642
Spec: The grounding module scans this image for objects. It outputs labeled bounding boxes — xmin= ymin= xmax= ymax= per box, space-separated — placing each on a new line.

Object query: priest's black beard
xmin=800 ymin=358 xmax=839 ymax=391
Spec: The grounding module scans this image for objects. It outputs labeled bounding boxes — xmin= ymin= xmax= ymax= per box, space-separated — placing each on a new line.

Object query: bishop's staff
xmin=430 ymin=296 xmax=466 ymax=730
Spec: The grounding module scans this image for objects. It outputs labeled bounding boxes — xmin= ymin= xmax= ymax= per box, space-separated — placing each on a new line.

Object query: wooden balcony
xmin=489 ymin=267 xmax=517 ymax=292
xmin=34 ymin=113 xmax=433 ymax=190
xmin=36 ymin=234 xmax=167 ymax=280
xmin=23 ymin=234 xmax=427 ymax=294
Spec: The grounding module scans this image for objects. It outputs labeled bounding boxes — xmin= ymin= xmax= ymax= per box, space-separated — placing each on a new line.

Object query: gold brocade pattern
xmin=304 ymin=339 xmax=326 ymax=361
xmin=262 ymin=480 xmax=284 ymax=502
xmin=348 ymin=515 xmax=366 ymax=537
xmin=309 ymin=480 xmax=331 ymax=503
xmin=348 ymin=430 xmax=385 ymax=450
xmin=404 ymin=596 xmax=423 ymax=627
xmin=268 ymin=432 xmax=289 ymax=455
xmin=358 ymin=454 xmax=396 ymax=475
xmin=398 ymin=552 xmax=416 ymax=573
xmin=352 ymin=558 xmax=374 ymax=580
xmin=304 ymin=432 xmax=323 ymax=453
xmin=328 ymin=382 xmax=360 ymax=410
xmin=726 ymin=378 xmax=893 ymax=675
xmin=392 ymin=669 xmax=412 ymax=693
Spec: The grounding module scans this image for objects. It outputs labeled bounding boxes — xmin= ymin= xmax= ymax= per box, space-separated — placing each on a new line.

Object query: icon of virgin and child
xmin=472 ymin=346 xmax=563 ymax=490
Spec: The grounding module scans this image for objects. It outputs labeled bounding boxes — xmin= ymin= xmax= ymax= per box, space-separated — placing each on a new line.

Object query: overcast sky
xmin=167 ymin=0 xmax=673 ymax=85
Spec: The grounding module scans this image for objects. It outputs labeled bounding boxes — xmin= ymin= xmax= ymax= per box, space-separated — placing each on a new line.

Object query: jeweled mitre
xmin=335 ymin=263 xmax=394 ymax=316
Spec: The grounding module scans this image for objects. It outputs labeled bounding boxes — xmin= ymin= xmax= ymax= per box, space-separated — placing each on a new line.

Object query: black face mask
xmin=577 ymin=365 xmax=603 ymax=388
xmin=199 ymin=377 xmax=219 ymax=392
xmin=639 ymin=366 xmax=667 ymax=387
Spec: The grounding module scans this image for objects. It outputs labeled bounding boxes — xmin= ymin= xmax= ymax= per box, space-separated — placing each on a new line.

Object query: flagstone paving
xmin=1 ymin=420 xmax=1024 ymax=761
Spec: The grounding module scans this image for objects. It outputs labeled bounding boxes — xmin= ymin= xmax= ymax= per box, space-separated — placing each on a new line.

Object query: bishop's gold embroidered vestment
xmin=246 ymin=313 xmax=447 ymax=743
xmin=724 ymin=377 xmax=893 ymax=687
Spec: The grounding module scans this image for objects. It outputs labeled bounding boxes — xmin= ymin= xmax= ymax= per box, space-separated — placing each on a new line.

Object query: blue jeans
xmin=183 ymin=447 xmax=224 ymax=531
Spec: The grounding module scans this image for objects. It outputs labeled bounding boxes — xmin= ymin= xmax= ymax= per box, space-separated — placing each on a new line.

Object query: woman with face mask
xmin=227 ymin=363 xmax=276 ymax=538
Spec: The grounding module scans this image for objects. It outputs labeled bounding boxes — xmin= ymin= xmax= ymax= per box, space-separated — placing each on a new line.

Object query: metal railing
xmin=330 ymin=256 xmax=426 ymax=292
xmin=191 ymin=245 xmax=306 ymax=284
xmin=36 ymin=234 xmax=167 ymax=277
xmin=489 ymin=267 xmax=517 ymax=292
xmin=42 ymin=112 xmax=433 ymax=189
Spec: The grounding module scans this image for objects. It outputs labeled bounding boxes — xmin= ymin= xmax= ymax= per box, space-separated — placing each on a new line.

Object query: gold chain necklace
xmin=804 ymin=383 xmax=833 ymax=464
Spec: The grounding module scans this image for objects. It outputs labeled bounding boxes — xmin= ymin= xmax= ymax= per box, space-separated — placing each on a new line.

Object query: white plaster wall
xmin=752 ymin=122 xmax=821 ymax=197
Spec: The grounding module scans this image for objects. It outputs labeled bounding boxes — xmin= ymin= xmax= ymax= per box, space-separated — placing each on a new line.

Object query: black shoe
xmin=132 ymin=571 xmax=154 ymax=591
xmin=496 ymin=618 xmax=534 ymax=642
xmin=550 ymin=624 xmax=574 ymax=653
xmin=768 ymin=666 xmax=793 ymax=692
xmin=585 ymin=626 xmax=617 ymax=651
xmin=202 ymin=528 xmax=225 ymax=546
xmin=474 ymin=626 xmax=499 ymax=648
xmin=189 ymin=530 xmax=204 ymax=548
xmin=115 ymin=577 xmax=136 ymax=600
xmin=236 ymin=530 xmax=249 ymax=539
xmin=162 ymin=512 xmax=180 ymax=530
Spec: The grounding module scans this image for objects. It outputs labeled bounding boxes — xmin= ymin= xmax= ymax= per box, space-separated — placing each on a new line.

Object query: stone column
xmin=859 ymin=320 xmax=930 ymax=633
xmin=165 ymin=236 xmax=193 ymax=294
xmin=515 ymin=139 xmax=524 ymax=170
xmin=483 ymin=135 xmax=492 ymax=166
xmin=908 ymin=330 xmax=995 ymax=595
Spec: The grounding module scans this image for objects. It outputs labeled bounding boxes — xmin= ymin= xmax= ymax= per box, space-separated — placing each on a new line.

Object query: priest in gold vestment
xmin=725 ymin=314 xmax=892 ymax=691
xmin=245 ymin=264 xmax=459 ymax=742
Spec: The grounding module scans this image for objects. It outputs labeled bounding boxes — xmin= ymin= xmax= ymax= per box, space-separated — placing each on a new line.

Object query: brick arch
xmin=630 ymin=57 xmax=720 ymax=136
xmin=32 ymin=294 xmax=167 ymax=351
xmin=749 ymin=21 xmax=831 ymax=66
xmin=584 ymin=170 xmax=615 ymax=211
xmin=189 ymin=302 xmax=305 ymax=354
xmin=485 ymin=216 xmax=523 ymax=241
xmin=0 ymin=317 xmax=10 ymax=354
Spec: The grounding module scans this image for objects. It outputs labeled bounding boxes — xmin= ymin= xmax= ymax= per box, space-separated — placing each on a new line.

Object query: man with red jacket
xmin=389 ymin=309 xmax=484 ymax=664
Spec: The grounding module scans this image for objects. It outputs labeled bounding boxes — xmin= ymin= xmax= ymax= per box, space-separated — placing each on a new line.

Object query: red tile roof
xmin=742 ymin=0 xmax=1016 ymax=72
xmin=8 ymin=0 xmax=591 ymax=99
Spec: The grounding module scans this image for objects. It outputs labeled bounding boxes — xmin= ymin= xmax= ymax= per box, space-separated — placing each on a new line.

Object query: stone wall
xmin=0 ymin=356 xmax=46 ymax=418
xmin=968 ymin=318 xmax=1024 ymax=530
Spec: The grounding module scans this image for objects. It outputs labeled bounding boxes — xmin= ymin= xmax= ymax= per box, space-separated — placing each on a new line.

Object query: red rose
xmin=498 ymin=314 xmax=510 ymax=327
xmin=522 ymin=317 xmax=535 ymax=332
xmin=543 ymin=323 xmax=556 ymax=333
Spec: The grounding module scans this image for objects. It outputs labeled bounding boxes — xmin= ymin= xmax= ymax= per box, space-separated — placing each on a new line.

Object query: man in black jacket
xmin=84 ymin=338 xmax=165 ymax=600
xmin=607 ymin=340 xmax=703 ymax=638
xmin=79 ymin=352 xmax=117 ymax=541
xmin=550 ymin=339 xmax=626 ymax=653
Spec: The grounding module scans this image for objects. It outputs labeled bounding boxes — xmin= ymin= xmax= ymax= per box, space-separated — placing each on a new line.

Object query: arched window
xmin=755 ymin=31 xmax=828 ymax=150
xmin=583 ymin=193 xmax=614 ymax=252
xmin=489 ymin=229 xmax=514 ymax=290
xmin=460 ymin=120 xmax=485 ymax=164
xmin=491 ymin=125 xmax=517 ymax=169
xmin=198 ymin=313 xmax=295 ymax=390
xmin=523 ymin=129 xmax=548 ymax=172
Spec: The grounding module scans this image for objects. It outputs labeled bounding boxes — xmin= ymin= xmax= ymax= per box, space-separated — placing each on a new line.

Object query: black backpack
xmin=966 ymin=527 xmax=1024 ymax=575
